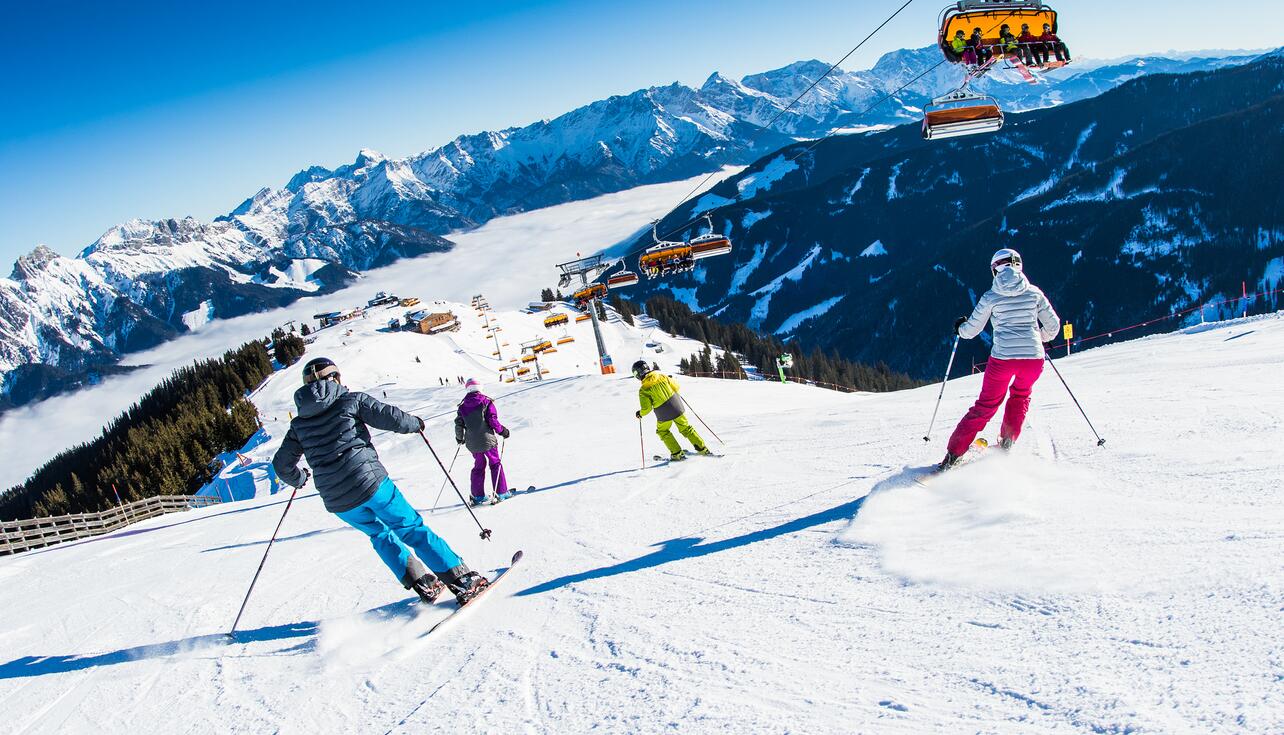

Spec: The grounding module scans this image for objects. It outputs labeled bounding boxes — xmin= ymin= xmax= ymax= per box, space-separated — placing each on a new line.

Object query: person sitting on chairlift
xmin=951 ymin=30 xmax=975 ymax=66
xmin=970 ymin=27 xmax=992 ymax=66
xmin=1018 ymin=23 xmax=1047 ymax=66
xmin=998 ymin=25 xmax=1025 ymax=65
xmin=1039 ymin=23 xmax=1070 ymax=63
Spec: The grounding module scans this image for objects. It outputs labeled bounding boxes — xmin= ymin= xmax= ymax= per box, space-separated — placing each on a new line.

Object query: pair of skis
xmin=421 ymin=550 xmax=523 ymax=637
xmin=472 ymin=484 xmax=538 ymax=506
xmin=649 ymin=449 xmax=725 ymax=466
xmin=913 ymin=438 xmax=990 ymax=487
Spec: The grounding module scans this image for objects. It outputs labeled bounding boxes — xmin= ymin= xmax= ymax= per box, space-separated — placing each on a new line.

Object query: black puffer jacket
xmin=272 ymin=381 xmax=421 ymax=513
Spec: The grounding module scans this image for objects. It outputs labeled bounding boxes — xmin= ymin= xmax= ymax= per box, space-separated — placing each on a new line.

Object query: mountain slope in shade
xmin=624 ymin=52 xmax=1284 ymax=376
xmin=0 ymin=47 xmax=1261 ymax=406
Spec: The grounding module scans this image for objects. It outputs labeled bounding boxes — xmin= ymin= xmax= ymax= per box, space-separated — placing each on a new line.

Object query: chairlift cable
xmin=655 ymin=0 xmax=918 ymax=242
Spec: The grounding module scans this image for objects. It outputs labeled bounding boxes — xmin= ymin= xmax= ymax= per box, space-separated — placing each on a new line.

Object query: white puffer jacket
xmin=959 ymin=268 xmax=1061 ymax=359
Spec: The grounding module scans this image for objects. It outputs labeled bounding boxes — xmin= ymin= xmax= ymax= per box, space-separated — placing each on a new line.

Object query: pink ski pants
xmin=947 ymin=357 xmax=1044 ymax=456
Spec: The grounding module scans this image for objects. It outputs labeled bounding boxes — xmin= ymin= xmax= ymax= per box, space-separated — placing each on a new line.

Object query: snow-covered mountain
xmin=627 ymin=51 xmax=1284 ymax=376
xmin=2 ymin=294 xmax=1281 ymax=732
xmin=0 ymin=47 xmax=1259 ymax=407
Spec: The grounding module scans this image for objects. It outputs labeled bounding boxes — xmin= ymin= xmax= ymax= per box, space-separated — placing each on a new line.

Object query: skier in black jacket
xmin=272 ymin=357 xmax=487 ymax=605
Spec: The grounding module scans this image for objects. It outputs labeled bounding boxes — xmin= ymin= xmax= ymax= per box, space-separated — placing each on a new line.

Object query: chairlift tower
xmin=520 ymin=338 xmax=548 ymax=381
xmin=556 ymin=254 xmax=616 ymax=375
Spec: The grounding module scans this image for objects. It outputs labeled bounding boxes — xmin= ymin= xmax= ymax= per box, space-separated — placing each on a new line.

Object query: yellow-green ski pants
xmin=657 ymin=415 xmax=706 ymax=457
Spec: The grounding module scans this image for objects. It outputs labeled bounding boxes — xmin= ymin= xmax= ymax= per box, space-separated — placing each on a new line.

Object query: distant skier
xmin=272 ymin=357 xmax=488 ymax=605
xmin=455 ymin=378 xmax=512 ymax=505
xmin=633 ymin=361 xmax=710 ymax=461
xmin=940 ymin=249 xmax=1060 ymax=470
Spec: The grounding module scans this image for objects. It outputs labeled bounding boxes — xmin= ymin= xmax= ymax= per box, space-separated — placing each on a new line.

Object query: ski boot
xmin=696 ymin=446 xmax=713 ymax=457
xmin=669 ymin=452 xmax=688 ymax=462
xmin=998 ymin=436 xmax=1014 ymax=451
xmin=401 ymin=560 xmax=446 ymax=604
xmin=937 ymin=452 xmax=962 ymax=472
xmin=496 ymin=489 xmax=514 ymax=501
xmin=441 ymin=566 xmax=490 ymax=606
xmin=470 ymin=494 xmax=491 ymax=508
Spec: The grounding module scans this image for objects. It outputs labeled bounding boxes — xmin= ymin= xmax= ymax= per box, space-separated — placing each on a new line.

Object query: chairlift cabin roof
xmin=938 ymin=1 xmax=1057 ymax=61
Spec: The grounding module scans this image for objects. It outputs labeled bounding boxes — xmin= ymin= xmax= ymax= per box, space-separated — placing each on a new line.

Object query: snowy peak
xmin=285 ymin=165 xmax=334 ymax=192
xmin=9 ymin=245 xmax=61 ymax=281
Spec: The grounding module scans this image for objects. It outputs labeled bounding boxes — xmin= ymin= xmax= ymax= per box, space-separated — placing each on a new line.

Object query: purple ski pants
xmin=470 ymin=448 xmax=508 ymax=498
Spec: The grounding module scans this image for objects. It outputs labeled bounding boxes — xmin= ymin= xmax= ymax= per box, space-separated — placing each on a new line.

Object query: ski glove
xmin=953 ymin=316 xmax=967 ymax=335
xmin=416 ymin=417 xmax=426 ymax=433
xmin=500 ymin=428 xmax=511 ymax=439
xmin=635 ymin=410 xmax=643 ymax=419
xmin=298 ymin=468 xmax=311 ymax=487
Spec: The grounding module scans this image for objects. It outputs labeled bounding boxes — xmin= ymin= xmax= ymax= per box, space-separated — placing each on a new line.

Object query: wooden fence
xmin=0 ymin=494 xmax=222 ymax=556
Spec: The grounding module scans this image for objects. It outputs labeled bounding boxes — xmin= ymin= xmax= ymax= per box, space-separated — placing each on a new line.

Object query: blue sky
xmin=1 ymin=0 xmax=1280 ymax=264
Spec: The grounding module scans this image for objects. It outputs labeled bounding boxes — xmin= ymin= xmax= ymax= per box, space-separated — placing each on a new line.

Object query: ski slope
xmin=2 ymin=307 xmax=1282 ymax=734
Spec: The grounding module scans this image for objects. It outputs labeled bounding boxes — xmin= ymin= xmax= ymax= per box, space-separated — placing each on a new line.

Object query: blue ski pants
xmin=335 ymin=476 xmax=463 ymax=580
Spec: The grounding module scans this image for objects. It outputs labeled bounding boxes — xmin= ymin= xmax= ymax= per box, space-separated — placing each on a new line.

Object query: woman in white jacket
xmin=942 ymin=248 xmax=1060 ymax=469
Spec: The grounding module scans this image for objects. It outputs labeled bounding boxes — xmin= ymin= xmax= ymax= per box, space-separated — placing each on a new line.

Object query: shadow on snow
xmin=515 ymin=494 xmax=871 ymax=597
xmin=0 ymin=598 xmax=420 ymax=680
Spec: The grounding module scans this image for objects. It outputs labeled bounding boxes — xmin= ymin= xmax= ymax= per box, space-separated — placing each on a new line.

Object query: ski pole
xmin=420 ymin=431 xmax=492 ymax=540
xmin=923 ymin=335 xmax=960 ymax=441
xmin=228 ymin=481 xmax=303 ymax=638
xmin=638 ymin=417 xmax=646 ymax=469
xmin=490 ymin=438 xmax=506 ymax=497
xmin=1044 ymin=354 xmax=1106 ymax=446
xmin=431 ymin=445 xmax=461 ymax=512
xmin=681 ymin=397 xmax=725 ymax=446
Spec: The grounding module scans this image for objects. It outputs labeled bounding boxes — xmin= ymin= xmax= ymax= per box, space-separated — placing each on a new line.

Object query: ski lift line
xmin=788 ymin=9 xmax=1044 ymax=160
xmin=640 ymin=0 xmax=919 ymax=249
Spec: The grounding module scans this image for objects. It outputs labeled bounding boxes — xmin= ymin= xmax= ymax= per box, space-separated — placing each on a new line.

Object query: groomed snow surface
xmin=2 ymin=307 xmax=1282 ymax=733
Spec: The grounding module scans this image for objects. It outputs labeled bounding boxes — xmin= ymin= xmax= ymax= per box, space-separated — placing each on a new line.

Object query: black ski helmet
xmin=631 ymin=360 xmax=652 ymax=380
xmin=302 ymin=357 xmax=340 ymax=384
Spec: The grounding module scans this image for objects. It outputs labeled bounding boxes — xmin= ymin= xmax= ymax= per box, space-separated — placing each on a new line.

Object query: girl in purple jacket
xmin=454 ymin=378 xmax=512 ymax=504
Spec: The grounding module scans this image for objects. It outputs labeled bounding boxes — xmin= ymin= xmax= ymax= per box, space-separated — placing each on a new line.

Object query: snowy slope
xmin=0 ymin=172 xmax=733 ymax=493
xmin=2 ymin=303 xmax=1281 ymax=733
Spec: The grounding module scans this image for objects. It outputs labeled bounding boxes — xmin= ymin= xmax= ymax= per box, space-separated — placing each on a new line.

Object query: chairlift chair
xmin=922 ymin=88 xmax=1004 ymax=140
xmin=688 ymin=214 xmax=733 ymax=261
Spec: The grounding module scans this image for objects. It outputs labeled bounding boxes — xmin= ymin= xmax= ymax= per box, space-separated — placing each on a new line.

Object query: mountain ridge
xmin=0 ymin=46 xmax=1262 ymax=407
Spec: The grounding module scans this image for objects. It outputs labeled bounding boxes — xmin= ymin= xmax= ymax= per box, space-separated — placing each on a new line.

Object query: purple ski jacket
xmin=454 ymin=392 xmax=506 ymax=453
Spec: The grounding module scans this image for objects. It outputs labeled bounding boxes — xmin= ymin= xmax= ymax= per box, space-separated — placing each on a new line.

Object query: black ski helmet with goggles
xmin=631 ymin=360 xmax=652 ymax=380
xmin=302 ymin=357 xmax=340 ymax=385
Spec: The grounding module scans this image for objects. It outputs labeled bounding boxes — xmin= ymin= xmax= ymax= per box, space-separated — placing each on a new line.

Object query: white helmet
xmin=990 ymin=248 xmax=1022 ymax=275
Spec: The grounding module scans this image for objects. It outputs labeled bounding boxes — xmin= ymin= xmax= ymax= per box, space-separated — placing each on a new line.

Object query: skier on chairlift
xmin=940 ymin=250 xmax=1061 ymax=470
xmin=272 ymin=357 xmax=489 ymax=605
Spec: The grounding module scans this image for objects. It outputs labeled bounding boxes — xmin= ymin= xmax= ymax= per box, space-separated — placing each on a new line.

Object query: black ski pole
xmin=638 ymin=416 xmax=646 ymax=469
xmin=420 ymin=431 xmax=492 ymax=540
xmin=681 ymin=397 xmax=725 ymax=446
xmin=923 ymin=334 xmax=961 ymax=441
xmin=228 ymin=481 xmax=303 ymax=638
xmin=1044 ymin=354 xmax=1106 ymax=446
xmin=431 ymin=445 xmax=461 ymax=512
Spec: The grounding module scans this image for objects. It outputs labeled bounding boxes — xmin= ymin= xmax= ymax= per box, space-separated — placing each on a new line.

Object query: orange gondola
xmin=571 ymin=283 xmax=608 ymax=306
xmin=938 ymin=1 xmax=1058 ymax=65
